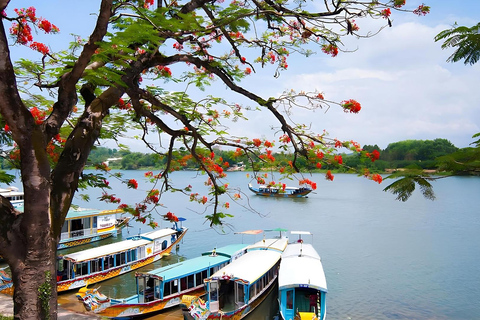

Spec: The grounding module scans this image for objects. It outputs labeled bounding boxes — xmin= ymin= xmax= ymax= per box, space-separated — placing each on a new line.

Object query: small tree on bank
xmin=0 ymin=1 xmax=429 ymax=319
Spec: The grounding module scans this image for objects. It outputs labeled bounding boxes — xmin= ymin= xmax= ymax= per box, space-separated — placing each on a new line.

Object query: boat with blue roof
xmin=78 ymin=243 xmax=248 ymax=318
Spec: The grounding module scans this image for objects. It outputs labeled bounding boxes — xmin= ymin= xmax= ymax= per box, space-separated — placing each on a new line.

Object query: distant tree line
xmin=1 ymin=138 xmax=460 ymax=173
xmin=80 ymin=138 xmax=460 ymax=173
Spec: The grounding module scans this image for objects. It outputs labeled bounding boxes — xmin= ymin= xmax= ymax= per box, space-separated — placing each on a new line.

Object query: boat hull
xmin=89 ymin=287 xmax=205 ymax=319
xmin=248 ymin=184 xmax=311 ymax=198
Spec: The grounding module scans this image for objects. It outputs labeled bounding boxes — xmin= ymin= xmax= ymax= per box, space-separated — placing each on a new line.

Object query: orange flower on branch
xmin=341 ymin=99 xmax=361 ymax=113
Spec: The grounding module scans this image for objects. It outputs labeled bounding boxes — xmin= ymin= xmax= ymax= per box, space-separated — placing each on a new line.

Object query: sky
xmin=6 ymin=0 xmax=480 ymax=152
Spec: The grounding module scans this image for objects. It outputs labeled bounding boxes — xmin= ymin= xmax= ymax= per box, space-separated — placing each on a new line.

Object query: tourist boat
xmin=1 ymin=186 xmax=130 ymax=250
xmin=55 ymin=220 xmax=187 ymax=292
xmin=0 ymin=220 xmax=188 ymax=295
xmin=182 ymin=235 xmax=288 ymax=320
xmin=248 ymin=183 xmax=312 ymax=198
xmin=278 ymin=231 xmax=327 ymax=320
xmin=77 ymin=243 xmax=249 ymax=318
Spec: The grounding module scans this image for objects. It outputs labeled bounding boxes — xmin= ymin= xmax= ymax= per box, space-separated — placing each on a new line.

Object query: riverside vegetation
xmin=1 ymin=138 xmax=462 ymax=174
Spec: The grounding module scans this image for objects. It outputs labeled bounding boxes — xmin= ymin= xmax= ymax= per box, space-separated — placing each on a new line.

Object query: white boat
xmin=278 ymin=231 xmax=327 ymax=320
xmin=78 ymin=243 xmax=248 ymax=318
xmin=183 ymin=235 xmax=288 ymax=320
xmin=0 ymin=186 xmax=130 ymax=250
xmin=55 ymin=221 xmax=187 ymax=292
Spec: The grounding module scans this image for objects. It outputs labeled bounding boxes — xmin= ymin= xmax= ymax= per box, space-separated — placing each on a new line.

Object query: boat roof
xmin=208 ymin=249 xmax=281 ymax=284
xmin=12 ymin=203 xmax=122 ymax=219
xmin=64 ymin=207 xmax=123 ymax=219
xmin=62 ymin=228 xmax=179 ymax=262
xmin=245 ymin=237 xmax=288 ymax=252
xmin=278 ymin=243 xmax=327 ymax=292
xmin=143 ymin=244 xmax=248 ymax=280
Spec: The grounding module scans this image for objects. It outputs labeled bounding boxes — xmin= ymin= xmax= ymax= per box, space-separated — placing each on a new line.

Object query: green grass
xmin=0 ymin=316 xmax=13 ymax=320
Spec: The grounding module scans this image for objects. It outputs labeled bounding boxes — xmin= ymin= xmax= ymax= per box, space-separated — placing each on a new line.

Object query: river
xmin=4 ymin=170 xmax=480 ymax=319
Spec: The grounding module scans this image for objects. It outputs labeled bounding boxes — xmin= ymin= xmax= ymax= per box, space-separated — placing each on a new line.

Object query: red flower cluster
xmin=299 ymin=178 xmax=317 ymax=190
xmin=334 ymin=154 xmax=343 ymax=164
xmin=156 ymin=65 xmax=172 ymax=77
xmin=366 ymin=149 xmax=380 ymax=162
xmin=100 ymin=192 xmax=121 ymax=204
xmin=164 ymin=211 xmax=179 ymax=222
xmin=381 ymin=8 xmax=391 ymax=19
xmin=9 ymin=7 xmax=59 ymax=55
xmin=321 ymin=44 xmax=338 ymax=57
xmin=325 ymin=170 xmax=334 ymax=181
xmin=341 ymin=99 xmax=361 ymax=113
xmin=371 ymin=174 xmax=383 ymax=184
xmin=252 ymin=138 xmax=262 ymax=147
xmin=127 ymin=179 xmax=138 ymax=189
xmin=413 ymin=5 xmax=430 ymax=16
xmin=279 ymin=135 xmax=291 ymax=144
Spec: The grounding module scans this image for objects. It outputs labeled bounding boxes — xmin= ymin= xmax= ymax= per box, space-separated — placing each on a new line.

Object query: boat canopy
xmin=62 ymin=228 xmax=177 ymax=262
xmin=141 ymin=244 xmax=247 ymax=281
xmin=278 ymin=243 xmax=327 ymax=292
xmin=245 ymin=237 xmax=288 ymax=252
xmin=207 ymin=250 xmax=281 ymax=284
xmin=64 ymin=208 xmax=123 ymax=220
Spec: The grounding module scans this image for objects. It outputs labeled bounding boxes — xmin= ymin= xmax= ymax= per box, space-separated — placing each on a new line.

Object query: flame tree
xmin=0 ymin=1 xmax=428 ymax=318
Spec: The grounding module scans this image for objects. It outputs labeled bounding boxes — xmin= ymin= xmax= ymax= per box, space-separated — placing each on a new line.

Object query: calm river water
xmin=5 ymin=170 xmax=480 ymax=319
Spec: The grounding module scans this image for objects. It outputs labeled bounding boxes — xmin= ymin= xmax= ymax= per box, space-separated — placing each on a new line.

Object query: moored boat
xmin=182 ymin=235 xmax=288 ymax=320
xmin=248 ymin=183 xmax=312 ymax=198
xmin=278 ymin=231 xmax=327 ymax=320
xmin=1 ymin=186 xmax=130 ymax=250
xmin=55 ymin=220 xmax=187 ymax=293
xmin=78 ymin=243 xmax=249 ymax=318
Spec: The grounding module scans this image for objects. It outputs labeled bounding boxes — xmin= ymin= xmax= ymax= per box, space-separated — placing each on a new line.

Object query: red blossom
xmin=394 ymin=0 xmax=406 ymax=8
xmin=127 ymin=179 xmax=138 ymax=189
xmin=321 ymin=44 xmax=338 ymax=57
xmin=326 ymin=170 xmax=334 ymax=181
xmin=381 ymin=8 xmax=391 ymax=19
xmin=341 ymin=99 xmax=361 ymax=113
xmin=245 ymin=67 xmax=252 ymax=75
xmin=316 ymin=162 xmax=322 ymax=169
xmin=334 ymin=155 xmax=343 ymax=164
xmin=413 ymin=4 xmax=430 ymax=16
xmin=252 ymin=138 xmax=262 ymax=147
xmin=371 ymin=174 xmax=383 ymax=184
xmin=317 ymin=93 xmax=324 ymax=99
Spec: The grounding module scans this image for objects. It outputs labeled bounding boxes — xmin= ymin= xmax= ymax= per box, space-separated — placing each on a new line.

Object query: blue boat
xmin=278 ymin=232 xmax=327 ymax=320
xmin=78 ymin=243 xmax=248 ymax=318
xmin=248 ymin=183 xmax=312 ymax=198
xmin=183 ymin=236 xmax=289 ymax=320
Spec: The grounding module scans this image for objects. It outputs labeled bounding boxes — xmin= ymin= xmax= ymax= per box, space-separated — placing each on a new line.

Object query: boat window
xmin=249 ymin=282 xmax=256 ymax=301
xmin=83 ymin=217 xmax=91 ymax=230
xmin=90 ymin=259 xmax=99 ymax=273
xmin=61 ymin=220 xmax=68 ymax=233
xmin=180 ymin=277 xmax=188 ymax=291
xmin=164 ymin=280 xmax=172 ymax=297
xmin=76 ymin=262 xmax=88 ymax=276
xmin=209 ymin=281 xmax=219 ymax=302
xmin=195 ymin=272 xmax=202 ymax=286
xmin=154 ymin=278 xmax=161 ymax=300
xmin=115 ymin=253 xmax=121 ymax=267
xmin=162 ymin=240 xmax=168 ymax=250
xmin=120 ymin=252 xmax=126 ymax=265
xmin=286 ymin=290 xmax=293 ymax=309
xmin=172 ymin=279 xmax=179 ymax=294
xmin=137 ymin=277 xmax=145 ymax=303
xmin=93 ymin=217 xmax=97 ymax=229
xmin=235 ymin=282 xmax=245 ymax=306
xmin=187 ymin=274 xmax=195 ymax=289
